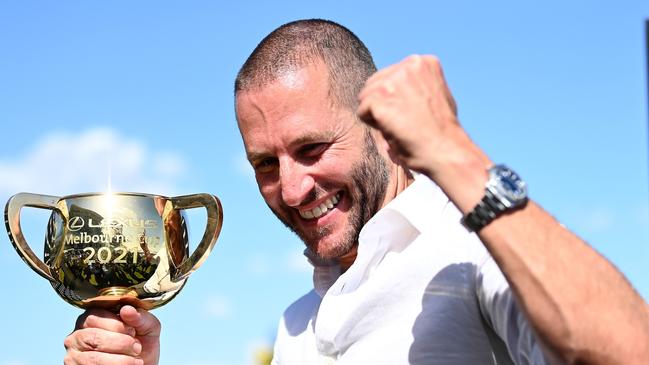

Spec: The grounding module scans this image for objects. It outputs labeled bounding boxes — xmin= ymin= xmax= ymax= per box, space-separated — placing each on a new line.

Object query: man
xmin=63 ymin=19 xmax=649 ymax=365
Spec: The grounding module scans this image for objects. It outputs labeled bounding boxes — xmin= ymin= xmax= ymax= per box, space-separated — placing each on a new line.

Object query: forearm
xmin=429 ymin=145 xmax=649 ymax=364
xmin=483 ymin=202 xmax=648 ymax=363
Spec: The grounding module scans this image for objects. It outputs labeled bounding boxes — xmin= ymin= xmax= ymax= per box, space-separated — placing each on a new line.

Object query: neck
xmin=382 ymin=162 xmax=415 ymax=208
xmin=338 ymin=247 xmax=358 ymax=272
xmin=338 ymin=163 xmax=414 ymax=272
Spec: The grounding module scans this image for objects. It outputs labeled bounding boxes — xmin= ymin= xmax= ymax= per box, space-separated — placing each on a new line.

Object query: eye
xmin=253 ymin=157 xmax=278 ymax=174
xmin=298 ymin=143 xmax=329 ymax=158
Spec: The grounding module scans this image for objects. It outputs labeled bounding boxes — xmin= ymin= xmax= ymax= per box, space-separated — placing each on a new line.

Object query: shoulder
xmin=273 ymin=290 xmax=322 ymax=364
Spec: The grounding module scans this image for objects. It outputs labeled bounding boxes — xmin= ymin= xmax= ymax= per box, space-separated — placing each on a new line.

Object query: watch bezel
xmin=462 ymin=164 xmax=529 ymax=232
xmin=486 ymin=164 xmax=528 ymax=209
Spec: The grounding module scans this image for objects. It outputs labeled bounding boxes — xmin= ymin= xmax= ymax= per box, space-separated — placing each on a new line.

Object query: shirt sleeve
xmin=475 ymin=253 xmax=563 ymax=365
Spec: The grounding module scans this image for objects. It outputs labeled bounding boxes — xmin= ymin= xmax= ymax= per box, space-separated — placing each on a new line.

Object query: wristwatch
xmin=462 ymin=164 xmax=528 ymax=232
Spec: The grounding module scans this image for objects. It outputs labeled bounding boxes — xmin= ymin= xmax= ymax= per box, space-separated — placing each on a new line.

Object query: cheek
xmin=316 ymin=152 xmax=357 ymax=180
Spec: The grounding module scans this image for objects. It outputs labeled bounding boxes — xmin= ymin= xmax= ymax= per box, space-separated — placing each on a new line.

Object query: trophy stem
xmin=98 ymin=286 xmax=137 ymax=297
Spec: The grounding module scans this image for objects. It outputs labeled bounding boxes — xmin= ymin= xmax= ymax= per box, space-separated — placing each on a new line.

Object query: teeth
xmin=299 ymin=194 xmax=340 ymax=219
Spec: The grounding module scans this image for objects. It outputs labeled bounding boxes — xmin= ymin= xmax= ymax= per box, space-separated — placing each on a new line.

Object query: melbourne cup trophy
xmin=4 ymin=192 xmax=223 ymax=310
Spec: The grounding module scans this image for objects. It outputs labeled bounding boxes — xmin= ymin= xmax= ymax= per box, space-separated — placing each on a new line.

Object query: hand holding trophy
xmin=5 ymin=192 xmax=223 ymax=311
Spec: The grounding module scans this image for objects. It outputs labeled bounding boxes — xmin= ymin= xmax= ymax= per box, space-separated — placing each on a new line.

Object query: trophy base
xmin=81 ymin=286 xmax=154 ymax=311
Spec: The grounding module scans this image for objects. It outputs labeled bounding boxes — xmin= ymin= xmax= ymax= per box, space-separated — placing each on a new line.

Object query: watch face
xmin=488 ymin=165 xmax=528 ymax=208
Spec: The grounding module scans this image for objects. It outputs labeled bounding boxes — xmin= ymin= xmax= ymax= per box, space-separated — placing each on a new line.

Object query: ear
xmin=370 ymin=127 xmax=390 ymax=153
xmin=369 ymin=127 xmax=402 ymax=166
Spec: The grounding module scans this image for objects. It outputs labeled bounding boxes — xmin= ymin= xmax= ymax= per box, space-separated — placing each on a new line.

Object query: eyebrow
xmin=288 ymin=131 xmax=334 ymax=149
xmin=246 ymin=151 xmax=272 ymax=164
xmin=246 ymin=130 xmax=335 ymax=163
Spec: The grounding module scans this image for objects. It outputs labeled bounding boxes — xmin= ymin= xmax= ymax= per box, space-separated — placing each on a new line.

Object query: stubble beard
xmin=269 ymin=130 xmax=390 ymax=261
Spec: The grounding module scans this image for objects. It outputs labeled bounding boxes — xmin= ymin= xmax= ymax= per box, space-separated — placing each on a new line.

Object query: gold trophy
xmin=4 ymin=192 xmax=222 ymax=310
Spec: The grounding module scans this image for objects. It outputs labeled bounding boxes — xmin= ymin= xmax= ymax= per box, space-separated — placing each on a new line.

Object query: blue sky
xmin=0 ymin=1 xmax=648 ymax=364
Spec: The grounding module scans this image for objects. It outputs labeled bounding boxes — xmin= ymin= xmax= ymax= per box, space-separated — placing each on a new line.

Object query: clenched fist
xmin=357 ymin=55 xmax=484 ymax=180
xmin=357 ymin=55 xmax=491 ymax=212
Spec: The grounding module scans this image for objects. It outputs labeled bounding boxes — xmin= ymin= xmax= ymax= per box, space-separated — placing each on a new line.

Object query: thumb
xmin=119 ymin=305 xmax=161 ymax=337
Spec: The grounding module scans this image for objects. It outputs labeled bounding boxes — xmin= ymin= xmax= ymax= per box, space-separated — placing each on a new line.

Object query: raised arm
xmin=357 ymin=54 xmax=649 ymax=364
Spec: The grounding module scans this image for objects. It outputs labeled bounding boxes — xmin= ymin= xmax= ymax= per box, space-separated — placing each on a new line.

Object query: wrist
xmin=423 ymin=130 xmax=492 ymax=214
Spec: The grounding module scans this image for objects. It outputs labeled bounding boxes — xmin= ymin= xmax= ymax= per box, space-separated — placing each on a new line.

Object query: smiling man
xmin=232 ymin=19 xmax=548 ymax=364
xmin=235 ymin=58 xmax=397 ymax=271
xmin=63 ymin=19 xmax=649 ymax=365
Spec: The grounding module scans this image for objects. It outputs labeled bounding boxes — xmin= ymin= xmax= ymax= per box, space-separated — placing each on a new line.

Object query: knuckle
xmin=153 ymin=315 xmax=162 ymax=332
xmin=63 ymin=353 xmax=75 ymax=365
xmin=143 ymin=309 xmax=161 ymax=328
xmin=419 ymin=55 xmax=441 ymax=73
xmin=80 ymin=329 xmax=102 ymax=350
xmin=75 ymin=313 xmax=88 ymax=330
xmin=369 ymin=105 xmax=394 ymax=126
xmin=63 ymin=334 xmax=75 ymax=350
xmin=86 ymin=351 xmax=102 ymax=365
xmin=422 ymin=55 xmax=439 ymax=64
xmin=75 ymin=309 xmax=106 ymax=330
xmin=83 ymin=314 xmax=98 ymax=328
xmin=405 ymin=54 xmax=422 ymax=63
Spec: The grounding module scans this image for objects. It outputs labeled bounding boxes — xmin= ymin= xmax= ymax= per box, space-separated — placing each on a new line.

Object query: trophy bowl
xmin=5 ymin=192 xmax=223 ymax=310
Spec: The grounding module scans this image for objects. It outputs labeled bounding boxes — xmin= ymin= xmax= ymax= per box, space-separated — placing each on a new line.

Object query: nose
xmin=279 ymin=158 xmax=315 ymax=207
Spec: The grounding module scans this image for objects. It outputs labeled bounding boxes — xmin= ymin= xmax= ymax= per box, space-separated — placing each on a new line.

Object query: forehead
xmin=235 ymin=63 xmax=347 ymax=154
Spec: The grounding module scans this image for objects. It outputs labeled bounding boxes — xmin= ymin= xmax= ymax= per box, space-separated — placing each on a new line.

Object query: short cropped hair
xmin=235 ymin=19 xmax=376 ymax=110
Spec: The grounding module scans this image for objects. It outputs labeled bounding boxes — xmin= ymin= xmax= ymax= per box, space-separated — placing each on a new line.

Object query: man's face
xmin=236 ymin=62 xmax=390 ymax=262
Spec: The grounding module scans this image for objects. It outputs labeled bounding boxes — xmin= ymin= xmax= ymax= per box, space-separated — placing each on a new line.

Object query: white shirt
xmin=272 ymin=176 xmax=554 ymax=364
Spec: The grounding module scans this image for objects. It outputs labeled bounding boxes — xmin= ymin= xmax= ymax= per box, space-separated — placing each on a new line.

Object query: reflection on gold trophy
xmin=4 ymin=192 xmax=222 ymax=310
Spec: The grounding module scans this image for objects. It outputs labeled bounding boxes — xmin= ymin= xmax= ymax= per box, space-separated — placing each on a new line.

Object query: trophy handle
xmin=170 ymin=193 xmax=223 ymax=282
xmin=4 ymin=193 xmax=60 ymax=282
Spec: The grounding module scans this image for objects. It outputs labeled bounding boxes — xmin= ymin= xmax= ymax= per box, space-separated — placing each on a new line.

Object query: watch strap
xmin=461 ymin=190 xmax=506 ymax=232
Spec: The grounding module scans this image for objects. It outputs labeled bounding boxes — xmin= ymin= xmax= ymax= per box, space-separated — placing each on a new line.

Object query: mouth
xmin=298 ymin=193 xmax=341 ymax=220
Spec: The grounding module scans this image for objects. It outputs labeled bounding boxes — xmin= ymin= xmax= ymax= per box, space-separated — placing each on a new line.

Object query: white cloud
xmin=203 ymin=294 xmax=233 ymax=319
xmin=152 ymin=152 xmax=185 ymax=177
xmin=0 ymin=127 xmax=187 ymax=199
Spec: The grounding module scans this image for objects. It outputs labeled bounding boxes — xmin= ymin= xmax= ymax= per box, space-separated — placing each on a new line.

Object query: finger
xmin=75 ymin=309 xmax=118 ymax=329
xmin=64 ymin=349 xmax=143 ymax=365
xmin=356 ymin=93 xmax=378 ymax=128
xmin=357 ymin=98 xmax=400 ymax=144
xmin=363 ymin=61 xmax=398 ymax=88
xmin=75 ymin=309 xmax=136 ymax=336
xmin=421 ymin=56 xmax=459 ymax=117
xmin=358 ymin=81 xmax=399 ymax=108
xmin=64 ymin=327 xmax=142 ymax=356
xmin=120 ymin=305 xmax=161 ymax=338
xmin=358 ymin=69 xmax=399 ymax=102
xmin=358 ymin=60 xmax=405 ymax=102
xmin=360 ymin=56 xmax=429 ymax=103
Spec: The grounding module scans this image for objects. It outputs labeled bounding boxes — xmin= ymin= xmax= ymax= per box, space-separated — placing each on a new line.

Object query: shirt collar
xmin=306 ymin=174 xmax=450 ymax=297
xmin=373 ymin=172 xmax=449 ymax=235
xmin=305 ymin=248 xmax=341 ymax=297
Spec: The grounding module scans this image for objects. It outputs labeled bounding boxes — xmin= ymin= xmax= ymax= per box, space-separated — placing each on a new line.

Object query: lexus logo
xmin=67 ymin=216 xmax=85 ymax=232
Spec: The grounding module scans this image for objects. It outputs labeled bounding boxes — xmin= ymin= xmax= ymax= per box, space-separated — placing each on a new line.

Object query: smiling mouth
xmin=298 ymin=193 xmax=341 ymax=219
